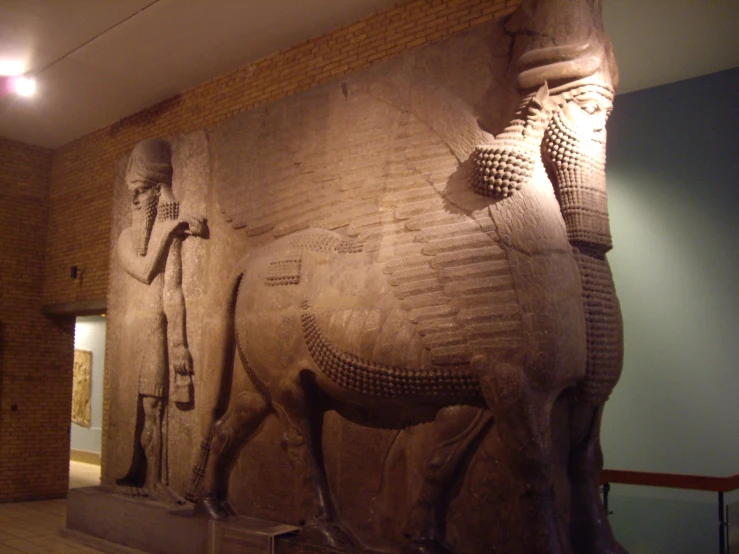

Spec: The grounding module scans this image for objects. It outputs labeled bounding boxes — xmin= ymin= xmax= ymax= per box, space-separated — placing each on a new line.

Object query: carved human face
xmin=542 ymin=86 xmax=614 ymax=172
xmin=128 ymin=180 xmax=160 ymax=213
xmin=559 ymin=89 xmax=613 ymax=146
xmin=127 ymin=179 xmax=160 ymax=255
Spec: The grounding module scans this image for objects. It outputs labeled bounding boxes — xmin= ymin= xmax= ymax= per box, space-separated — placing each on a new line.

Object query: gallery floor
xmin=0 ymin=461 xmax=134 ymax=554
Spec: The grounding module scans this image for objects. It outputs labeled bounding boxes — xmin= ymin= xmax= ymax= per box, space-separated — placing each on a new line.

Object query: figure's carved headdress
xmin=125 ymin=138 xmax=173 ymax=189
xmin=127 ymin=138 xmax=176 ymax=256
xmin=471 ymin=0 xmax=617 ymax=198
xmin=508 ymin=0 xmax=618 ymax=96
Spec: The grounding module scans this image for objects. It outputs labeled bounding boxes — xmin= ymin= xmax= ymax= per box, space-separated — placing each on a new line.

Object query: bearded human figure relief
xmin=150 ymin=1 xmax=627 ymax=553
xmin=115 ymin=139 xmax=208 ymax=502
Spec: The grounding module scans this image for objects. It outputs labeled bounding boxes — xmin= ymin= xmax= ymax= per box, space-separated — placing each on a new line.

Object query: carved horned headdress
xmin=125 ymin=139 xmax=173 ymax=190
xmin=472 ymin=0 xmax=618 ymax=201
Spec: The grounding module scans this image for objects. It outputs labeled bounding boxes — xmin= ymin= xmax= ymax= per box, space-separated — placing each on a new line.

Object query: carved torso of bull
xmin=232 ymin=190 xmax=584 ymax=420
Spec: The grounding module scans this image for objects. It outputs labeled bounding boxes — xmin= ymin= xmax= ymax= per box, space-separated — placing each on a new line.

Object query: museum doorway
xmin=69 ymin=314 xmax=106 ymax=488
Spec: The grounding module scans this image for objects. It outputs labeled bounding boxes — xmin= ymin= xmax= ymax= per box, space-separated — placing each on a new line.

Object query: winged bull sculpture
xmin=183 ymin=1 xmax=627 ymax=552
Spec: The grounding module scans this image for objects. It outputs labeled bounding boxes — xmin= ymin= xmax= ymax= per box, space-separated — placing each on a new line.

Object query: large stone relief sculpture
xmin=100 ymin=1 xmax=626 ymax=553
xmin=114 ymin=139 xmax=207 ymax=501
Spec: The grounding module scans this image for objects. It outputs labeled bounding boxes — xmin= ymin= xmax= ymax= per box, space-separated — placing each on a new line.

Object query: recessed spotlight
xmin=12 ymin=76 xmax=36 ymax=97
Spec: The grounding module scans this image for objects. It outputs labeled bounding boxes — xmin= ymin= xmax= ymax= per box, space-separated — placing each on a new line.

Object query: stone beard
xmin=541 ymin=84 xmax=623 ymax=406
xmin=130 ymin=188 xmax=158 ymax=257
xmin=543 ymin=85 xmax=614 ymax=254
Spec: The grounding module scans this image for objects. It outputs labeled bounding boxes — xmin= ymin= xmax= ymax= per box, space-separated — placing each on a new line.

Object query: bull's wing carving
xmin=213 ymin=82 xmax=485 ymax=238
xmin=214 ymin=87 xmax=420 ymax=238
xmin=214 ymin=82 xmax=522 ymax=368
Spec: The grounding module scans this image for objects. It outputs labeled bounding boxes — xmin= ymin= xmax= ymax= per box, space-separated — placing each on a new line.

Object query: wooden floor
xmin=68 ymin=462 xmax=101 ymax=491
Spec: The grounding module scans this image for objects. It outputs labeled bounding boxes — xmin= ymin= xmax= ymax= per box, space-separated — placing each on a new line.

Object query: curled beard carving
xmin=471 ymin=129 xmax=536 ymax=199
xmin=157 ymin=200 xmax=180 ymax=222
xmin=542 ymin=108 xmax=612 ymax=254
xmin=131 ymin=199 xmax=157 ymax=257
xmin=470 ymin=96 xmax=550 ymax=199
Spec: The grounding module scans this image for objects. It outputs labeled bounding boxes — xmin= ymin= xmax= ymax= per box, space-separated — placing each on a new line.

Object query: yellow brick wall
xmin=0 ymin=137 xmax=74 ymax=501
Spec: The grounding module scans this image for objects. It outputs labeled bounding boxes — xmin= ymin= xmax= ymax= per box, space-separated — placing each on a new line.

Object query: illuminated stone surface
xmin=101 ymin=1 xmax=626 ymax=552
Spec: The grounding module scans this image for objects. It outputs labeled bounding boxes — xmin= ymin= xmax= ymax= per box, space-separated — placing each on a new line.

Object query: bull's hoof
xmin=194 ymin=496 xmax=233 ymax=520
xmin=301 ymin=522 xmax=357 ymax=550
xmin=402 ymin=537 xmax=453 ymax=554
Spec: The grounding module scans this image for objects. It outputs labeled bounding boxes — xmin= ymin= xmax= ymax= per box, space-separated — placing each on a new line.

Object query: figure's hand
xmin=177 ymin=214 xmax=207 ymax=238
xmin=170 ymin=344 xmax=193 ymax=375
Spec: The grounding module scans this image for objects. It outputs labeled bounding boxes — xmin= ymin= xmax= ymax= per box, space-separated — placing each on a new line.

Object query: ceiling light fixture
xmin=0 ymin=1 xmax=160 ymax=103
xmin=0 ymin=74 xmax=37 ymax=98
xmin=12 ymin=75 xmax=36 ymax=97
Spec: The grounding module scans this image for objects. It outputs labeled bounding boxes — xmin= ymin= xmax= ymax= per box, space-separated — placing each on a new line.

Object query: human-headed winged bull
xmin=187 ymin=2 xmax=627 ymax=553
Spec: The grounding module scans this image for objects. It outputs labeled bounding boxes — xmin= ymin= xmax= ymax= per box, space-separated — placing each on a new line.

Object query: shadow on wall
xmin=602 ymin=67 xmax=739 ymax=552
xmin=608 ymin=494 xmax=718 ymax=554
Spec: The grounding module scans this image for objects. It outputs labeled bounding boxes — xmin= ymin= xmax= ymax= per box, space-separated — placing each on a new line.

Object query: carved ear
xmin=522 ymin=82 xmax=553 ymax=140
xmin=532 ymin=82 xmax=550 ymax=109
xmin=527 ymin=82 xmax=551 ymax=119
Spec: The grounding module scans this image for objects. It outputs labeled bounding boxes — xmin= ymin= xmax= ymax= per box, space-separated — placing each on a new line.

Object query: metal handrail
xmin=600 ymin=469 xmax=739 ymax=554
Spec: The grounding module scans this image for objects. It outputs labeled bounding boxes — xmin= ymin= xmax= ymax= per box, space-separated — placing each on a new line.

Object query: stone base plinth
xmin=66 ymin=487 xmax=344 ymax=554
xmin=66 ymin=487 xmax=208 ymax=554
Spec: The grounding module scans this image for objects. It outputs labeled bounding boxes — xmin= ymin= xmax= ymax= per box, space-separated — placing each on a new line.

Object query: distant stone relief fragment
xmin=72 ymin=349 xmax=92 ymax=428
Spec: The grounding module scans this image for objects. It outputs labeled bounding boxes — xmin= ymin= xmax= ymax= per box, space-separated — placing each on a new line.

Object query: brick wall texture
xmin=1 ymin=0 xmax=519 ymax=501
xmin=0 ymin=138 xmax=75 ymax=501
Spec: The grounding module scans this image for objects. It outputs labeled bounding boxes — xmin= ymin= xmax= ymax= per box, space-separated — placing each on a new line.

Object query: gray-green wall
xmin=602 ymin=67 xmax=739 ymax=552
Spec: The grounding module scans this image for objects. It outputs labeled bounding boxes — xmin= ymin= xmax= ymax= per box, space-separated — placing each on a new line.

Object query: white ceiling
xmin=0 ymin=0 xmax=737 ymax=149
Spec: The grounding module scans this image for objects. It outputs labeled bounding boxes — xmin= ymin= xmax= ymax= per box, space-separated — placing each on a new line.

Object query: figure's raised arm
xmin=117 ymin=219 xmax=182 ymax=284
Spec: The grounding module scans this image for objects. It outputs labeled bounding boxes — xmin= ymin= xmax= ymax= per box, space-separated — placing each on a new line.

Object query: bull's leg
xmin=272 ymin=373 xmax=356 ymax=549
xmin=568 ymin=404 xmax=628 ymax=554
xmin=474 ymin=357 xmax=568 ymax=554
xmin=403 ymin=406 xmax=492 ymax=554
xmin=195 ymin=389 xmax=270 ymax=519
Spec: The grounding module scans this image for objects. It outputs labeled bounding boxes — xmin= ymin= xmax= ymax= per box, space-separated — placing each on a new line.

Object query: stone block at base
xmin=66 ymin=487 xmax=208 ymax=554
xmin=66 ymin=487 xmax=354 ymax=554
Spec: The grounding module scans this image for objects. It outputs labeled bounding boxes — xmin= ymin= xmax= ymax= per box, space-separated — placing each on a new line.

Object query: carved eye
xmin=580 ymin=102 xmax=599 ymax=115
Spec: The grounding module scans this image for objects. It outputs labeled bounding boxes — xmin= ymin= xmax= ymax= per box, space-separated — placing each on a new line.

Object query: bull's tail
xmin=185 ymin=266 xmax=246 ymax=502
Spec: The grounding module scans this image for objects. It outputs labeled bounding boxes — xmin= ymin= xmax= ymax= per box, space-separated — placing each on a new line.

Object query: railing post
xmin=719 ymin=491 xmax=726 ymax=554
xmin=603 ymin=482 xmax=610 ymax=515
